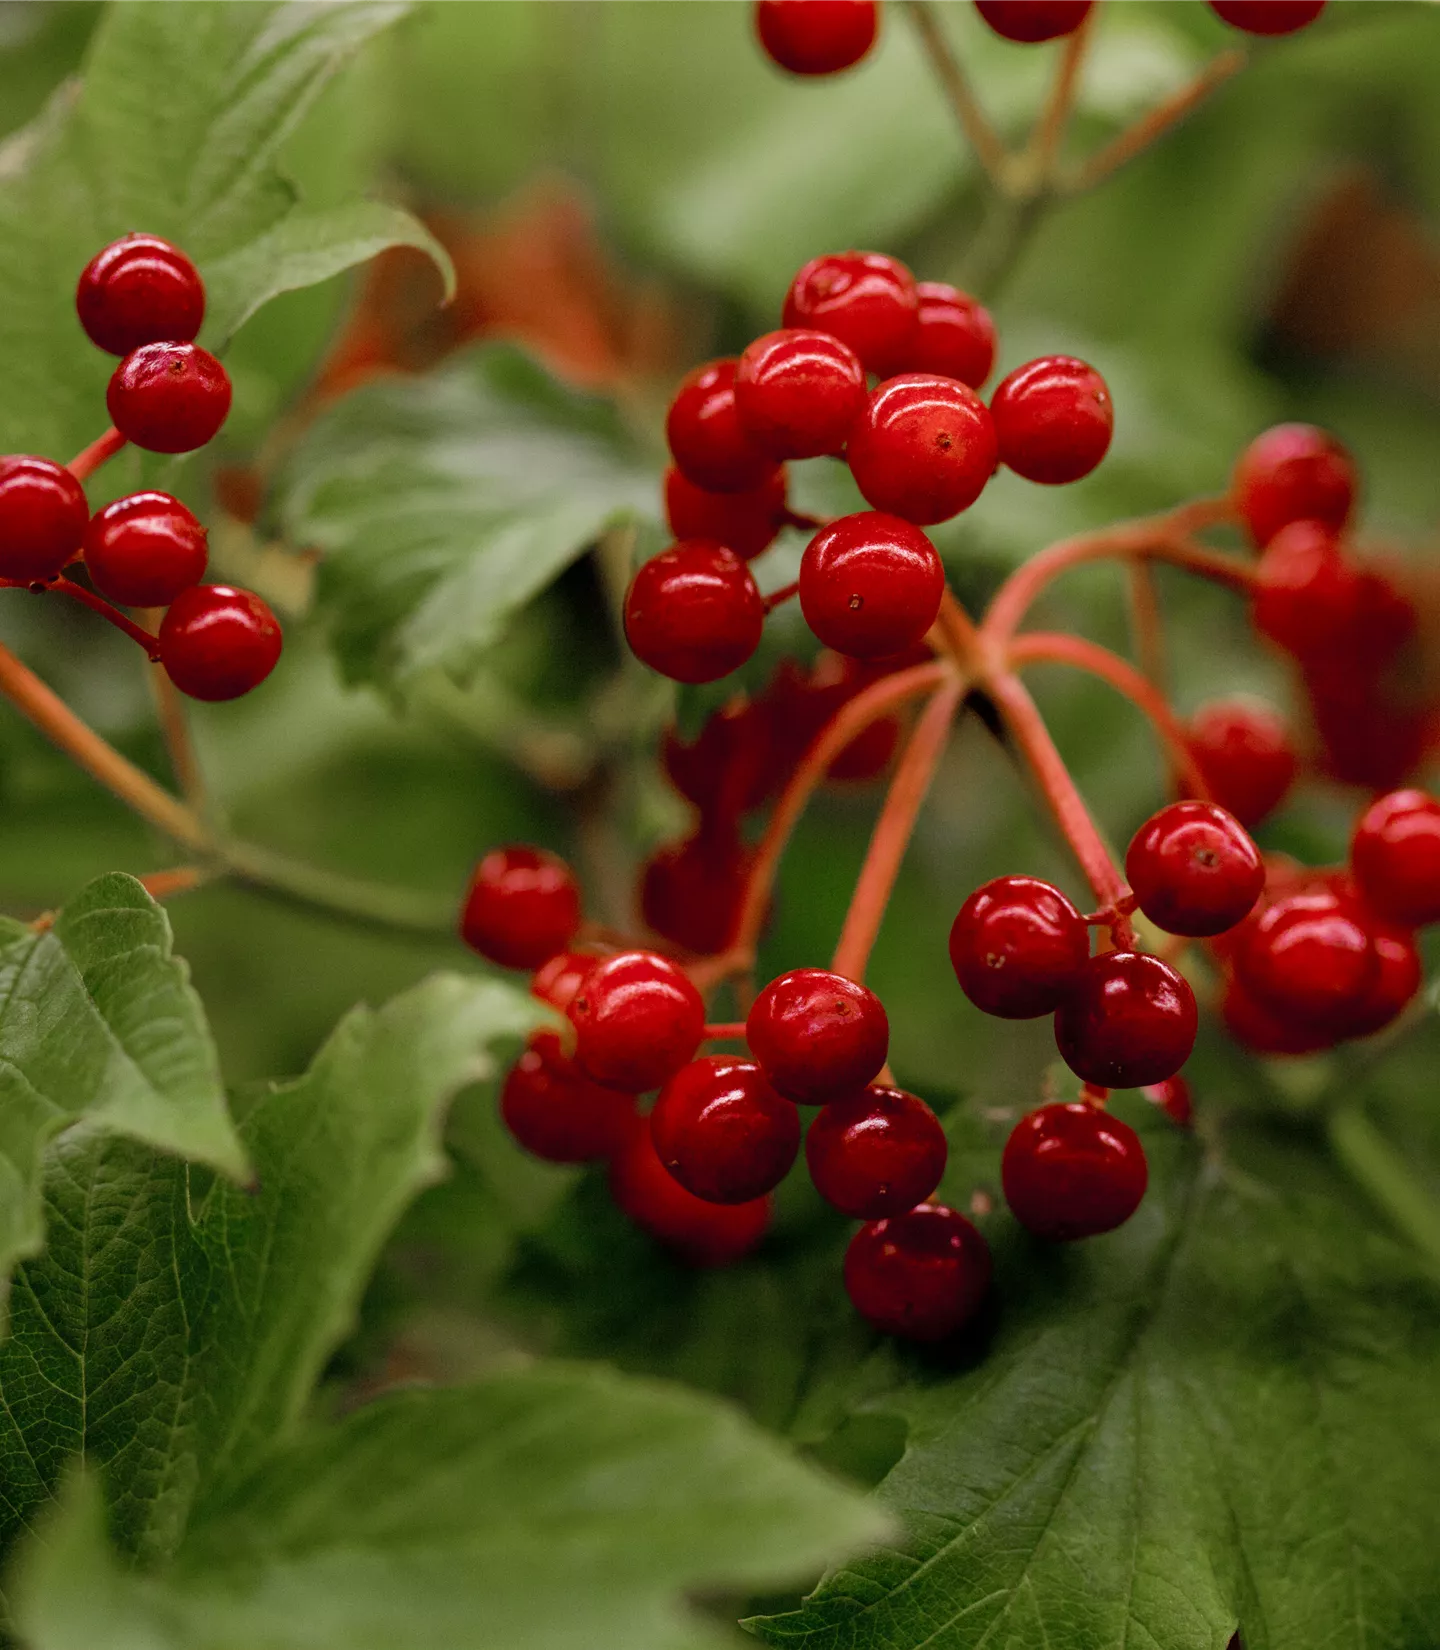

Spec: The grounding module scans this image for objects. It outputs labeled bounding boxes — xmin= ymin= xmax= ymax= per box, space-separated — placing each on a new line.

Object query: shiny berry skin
xmin=846 ymin=374 xmax=998 ymax=525
xmin=569 ymin=949 xmax=706 ymax=1092
xmin=157 ymin=583 xmax=282 ymax=701
xmin=1233 ymin=883 xmax=1379 ymax=1026
xmin=1251 ymin=520 xmax=1389 ymax=671
xmin=903 ymin=282 xmax=996 ymax=389
xmin=735 ymin=329 xmax=867 ymax=461
xmin=1351 ymin=790 xmax=1440 ymax=927
xmin=1125 ymin=801 xmax=1264 ymax=938
xmin=782 ymin=251 xmax=919 ymax=378
xmin=106 ymin=341 xmax=232 ymax=454
xmin=843 ymin=1202 xmax=991 ymax=1341
xmin=1232 ymin=423 xmax=1355 ymax=547
xmin=641 ymin=827 xmax=752 ymax=955
xmin=500 ymin=1031 xmax=637 ymax=1163
xmin=83 ymin=490 xmax=207 ymax=607
xmin=1001 ymin=1102 xmax=1147 ymax=1241
xmin=459 ymin=845 xmax=582 ymax=970
xmin=1339 ymin=924 xmax=1422 ymax=1040
xmin=610 ymin=1115 xmax=771 ymax=1266
xmin=663 ymin=465 xmax=785 ymax=563
xmin=754 ymin=0 xmax=879 ymax=74
xmin=650 ymin=1056 xmax=800 ymax=1203
xmin=665 ymin=359 xmax=777 ymax=494
xmin=1186 ymin=697 xmax=1296 ymax=828
xmin=530 ymin=949 xmax=598 ymax=1013
xmin=1208 ymin=0 xmax=1325 ymax=34
xmin=76 ymin=233 xmax=205 ymax=356
xmin=949 ymin=875 xmax=1089 ymax=1019
xmin=799 ymin=511 xmax=943 ymax=659
xmin=975 ymin=1 xmax=1093 ymax=42
xmin=624 ymin=540 xmax=764 ymax=684
xmin=0 ymin=455 xmax=88 ymax=583
xmin=806 ymin=1085 xmax=947 ymax=1219
xmin=1054 ymin=952 xmax=1197 ymax=1088
xmin=746 ymin=967 xmax=889 ymax=1104
xmin=990 ymin=355 xmax=1112 ymax=484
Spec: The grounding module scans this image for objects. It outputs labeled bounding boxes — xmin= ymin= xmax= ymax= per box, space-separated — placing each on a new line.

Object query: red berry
xmin=1338 ymin=923 xmax=1422 ymax=1040
xmin=990 ymin=355 xmax=1112 ymax=485
xmin=735 ymin=329 xmax=867 ymax=461
xmin=0 ymin=455 xmax=88 ymax=583
xmin=754 ymin=0 xmax=879 ymax=74
xmin=1125 ymin=801 xmax=1264 ymax=938
xmin=975 ymin=1 xmax=1094 ymax=43
xmin=846 ymin=373 xmax=998 ymax=525
xmin=625 ymin=540 xmax=764 ymax=684
xmin=1221 ymin=974 xmax=1334 ymax=1057
xmin=650 ymin=1055 xmax=800 ymax=1203
xmin=1054 ymin=952 xmax=1197 ymax=1088
xmin=569 ymin=949 xmax=706 ymax=1092
xmin=1233 ymin=882 xmax=1379 ymax=1026
xmin=1307 ymin=676 xmax=1427 ymax=794
xmin=158 ymin=583 xmax=281 ymax=701
xmin=1186 ymin=697 xmax=1297 ymax=828
xmin=663 ymin=465 xmax=786 ymax=563
xmin=610 ymin=1115 xmax=771 ymax=1265
xmin=903 ymin=282 xmax=996 ymax=388
xmin=83 ymin=490 xmax=207 ymax=607
xmin=806 ymin=1085 xmax=946 ymax=1218
xmin=531 ymin=949 xmax=599 ymax=1013
xmin=665 ymin=359 xmax=777 ymax=494
xmin=106 ymin=341 xmax=232 ymax=454
xmin=1208 ymin=0 xmax=1325 ymax=35
xmin=500 ymin=1031 xmax=637 ymax=1163
xmin=76 ymin=233 xmax=205 ymax=356
xmin=1144 ymin=1075 xmax=1193 ymax=1129
xmin=1232 ymin=423 xmax=1355 ymax=547
xmin=662 ymin=702 xmax=775 ymax=817
xmin=782 ymin=251 xmax=919 ymax=378
xmin=1351 ymin=789 xmax=1440 ymax=927
xmin=746 ymin=967 xmax=889 ymax=1104
xmin=641 ymin=827 xmax=753 ymax=955
xmin=1250 ymin=522 xmax=1409 ymax=674
xmin=843 ymin=1202 xmax=991 ymax=1341
xmin=459 ymin=845 xmax=582 ymax=971
xmin=799 ymin=510 xmax=943 ymax=659
xmin=1001 ymin=1102 xmax=1147 ymax=1241
xmin=949 ymin=875 xmax=1089 ymax=1019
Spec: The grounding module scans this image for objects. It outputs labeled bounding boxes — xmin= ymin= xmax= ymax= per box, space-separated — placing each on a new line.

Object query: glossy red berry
xmin=530 ymin=949 xmax=598 ymax=1013
xmin=625 ymin=540 xmax=764 ymax=684
xmin=1001 ymin=1102 xmax=1147 ymax=1241
xmin=1208 ymin=0 xmax=1325 ymax=35
xmin=782 ymin=251 xmax=919 ymax=378
xmin=843 ymin=1202 xmax=991 ymax=1341
xmin=0 ymin=455 xmax=88 ymax=583
xmin=754 ymin=0 xmax=879 ymax=74
xmin=158 ymin=583 xmax=281 ymax=701
xmin=610 ymin=1115 xmax=771 ymax=1265
xmin=106 ymin=341 xmax=232 ymax=453
xmin=949 ymin=875 xmax=1089 ymax=1019
xmin=1054 ymin=952 xmax=1197 ymax=1088
xmin=799 ymin=511 xmax=943 ymax=659
xmin=1249 ymin=521 xmax=1409 ymax=675
xmin=1221 ymin=975 xmax=1334 ymax=1057
xmin=1186 ymin=697 xmax=1297 ymax=828
xmin=975 ymin=1 xmax=1094 ymax=43
xmin=1232 ymin=423 xmax=1355 ymax=547
xmin=569 ymin=949 xmax=706 ymax=1092
xmin=846 ymin=374 xmax=998 ymax=525
xmin=641 ymin=827 xmax=752 ymax=955
xmin=990 ymin=355 xmax=1112 ymax=485
xmin=650 ymin=1056 xmax=800 ymax=1203
xmin=1233 ymin=883 xmax=1379 ymax=1026
xmin=1338 ymin=924 xmax=1422 ymax=1040
xmin=500 ymin=1032 xmax=637 ymax=1163
xmin=459 ymin=845 xmax=582 ymax=970
xmin=663 ymin=465 xmax=786 ymax=563
xmin=903 ymin=282 xmax=996 ymax=389
xmin=1351 ymin=789 xmax=1440 ymax=927
xmin=806 ymin=1085 xmax=946 ymax=1219
xmin=746 ymin=967 xmax=889 ymax=1104
xmin=76 ymin=233 xmax=205 ymax=356
xmin=666 ymin=359 xmax=777 ymax=494
xmin=1125 ymin=801 xmax=1264 ymax=938
xmin=734 ymin=329 xmax=867 ymax=461
xmin=83 ymin=490 xmax=207 ymax=607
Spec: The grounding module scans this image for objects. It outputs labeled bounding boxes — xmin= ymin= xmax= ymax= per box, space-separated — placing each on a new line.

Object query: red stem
xmin=53 ymin=577 xmax=161 ymax=658
xmin=66 ymin=426 xmax=127 ymax=483
xmin=764 ymin=580 xmax=799 ymax=612
xmin=703 ymin=1022 xmax=747 ymax=1041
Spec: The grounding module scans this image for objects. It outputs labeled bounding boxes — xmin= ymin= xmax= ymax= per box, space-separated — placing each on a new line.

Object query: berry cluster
xmin=0 ymin=235 xmax=280 ymax=701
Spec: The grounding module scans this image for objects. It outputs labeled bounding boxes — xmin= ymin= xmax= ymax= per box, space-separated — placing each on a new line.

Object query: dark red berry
xmin=1001 ymin=1102 xmax=1147 ymax=1241
xmin=799 ymin=510 xmax=943 ymax=658
xmin=734 ymin=329 xmax=867 ymax=461
xmin=990 ymin=355 xmax=1112 ymax=485
xmin=650 ymin=1055 xmax=800 ymax=1203
xmin=1232 ymin=423 xmax=1355 ymax=547
xmin=662 ymin=701 xmax=775 ymax=817
xmin=843 ymin=1202 xmax=991 ymax=1341
xmin=975 ymin=1 xmax=1094 ymax=43
xmin=459 ymin=845 xmax=582 ymax=971
xmin=0 ymin=455 xmax=88 ymax=583
xmin=569 ymin=949 xmax=706 ymax=1092
xmin=1233 ymin=883 xmax=1379 ymax=1026
xmin=641 ymin=827 xmax=753 ymax=955
xmin=1221 ymin=974 xmax=1333 ymax=1057
xmin=1144 ymin=1075 xmax=1192 ymax=1129
xmin=806 ymin=1085 xmax=946 ymax=1219
xmin=1351 ymin=789 xmax=1440 ymax=927
xmin=1054 ymin=951 xmax=1197 ymax=1088
xmin=664 ymin=464 xmax=786 ymax=563
xmin=782 ymin=251 xmax=919 ymax=378
xmin=949 ymin=875 xmax=1089 ymax=1019
xmin=157 ymin=583 xmax=281 ymax=701
xmin=625 ymin=540 xmax=764 ymax=684
xmin=754 ymin=0 xmax=879 ymax=74
xmin=666 ymin=359 xmax=777 ymax=494
xmin=903 ymin=282 xmax=996 ymax=388
xmin=846 ymin=373 xmax=998 ymax=525
xmin=610 ymin=1114 xmax=771 ymax=1265
xmin=1249 ymin=522 xmax=1410 ymax=675
xmin=746 ymin=967 xmax=889 ymax=1103
xmin=1307 ymin=676 xmax=1426 ymax=794
xmin=530 ymin=949 xmax=598 ymax=1013
xmin=1338 ymin=923 xmax=1421 ymax=1039
xmin=76 ymin=233 xmax=205 ymax=356
xmin=83 ymin=490 xmax=207 ymax=607
xmin=500 ymin=1031 xmax=637 ymax=1162
xmin=1125 ymin=800 xmax=1264 ymax=938
xmin=1208 ymin=0 xmax=1325 ymax=34
xmin=1186 ymin=697 xmax=1296 ymax=828
xmin=106 ymin=341 xmax=232 ymax=453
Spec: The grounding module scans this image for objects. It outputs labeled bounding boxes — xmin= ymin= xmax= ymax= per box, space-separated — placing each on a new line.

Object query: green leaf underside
xmin=277 ymin=344 xmax=658 ymax=689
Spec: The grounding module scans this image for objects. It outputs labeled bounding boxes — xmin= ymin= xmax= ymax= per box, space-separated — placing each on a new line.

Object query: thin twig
xmin=53 ymin=578 xmax=160 ymax=657
xmin=903 ymin=0 xmax=1011 ymax=191
xmin=1020 ymin=3 xmax=1097 ymax=189
xmin=65 ymin=425 xmax=127 ymax=483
